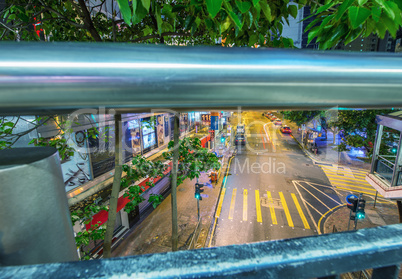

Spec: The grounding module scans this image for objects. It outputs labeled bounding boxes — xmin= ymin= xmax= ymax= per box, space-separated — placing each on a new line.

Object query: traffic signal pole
xmin=196 ymin=178 xmax=200 ymax=221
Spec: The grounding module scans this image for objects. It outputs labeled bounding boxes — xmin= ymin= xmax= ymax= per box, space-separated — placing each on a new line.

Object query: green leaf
xmin=381 ymin=14 xmax=397 ymax=37
xmin=358 ymin=0 xmax=368 ymax=5
xmin=252 ymin=0 xmax=260 ymax=6
xmin=304 ymin=17 xmax=321 ymax=32
xmin=132 ymin=0 xmax=148 ymax=25
xmin=382 ymin=1 xmax=395 ymax=19
xmin=375 ymin=19 xmax=387 ymax=38
xmin=371 ymin=6 xmax=381 ymax=22
xmin=259 ymin=1 xmax=272 ymax=22
xmin=348 ymin=6 xmax=371 ymax=28
xmin=141 ymin=0 xmax=150 ymax=11
xmin=307 ymin=26 xmax=320 ymax=44
xmin=206 ymin=0 xmax=223 ymax=18
xmin=236 ymin=1 xmax=252 ymax=13
xmin=221 ymin=16 xmax=231 ymax=32
xmin=229 ymin=11 xmax=242 ymax=28
xmin=249 ymin=33 xmax=258 ymax=46
xmin=335 ymin=0 xmax=355 ymax=20
xmin=116 ymin=0 xmax=132 ymax=26
xmin=288 ymin=5 xmax=298 ymax=19
xmin=317 ymin=2 xmax=335 ymax=14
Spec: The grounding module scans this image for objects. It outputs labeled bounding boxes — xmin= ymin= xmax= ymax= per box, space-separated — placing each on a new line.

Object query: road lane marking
xmin=243 ymin=189 xmax=248 ymax=221
xmin=292 ymin=181 xmax=319 ymax=231
xmin=255 ymin=190 xmax=262 ymax=223
xmin=324 ymin=173 xmax=368 ymax=182
xmin=228 ymin=188 xmax=237 ymax=219
xmin=296 ymin=184 xmax=331 ymax=210
xmin=291 ymin=193 xmax=310 ymax=229
xmin=332 ymin=182 xmax=376 ymax=191
xmin=335 ymin=186 xmax=382 ymax=197
xmin=317 ymin=203 xmax=347 ymax=235
xmin=215 ymin=188 xmax=226 ymax=218
xmin=305 ymin=182 xmax=342 ymax=205
xmin=326 ymin=177 xmax=371 ymax=185
xmin=279 ymin=192 xmax=294 ymax=227
xmin=267 ymin=191 xmax=277 ymax=225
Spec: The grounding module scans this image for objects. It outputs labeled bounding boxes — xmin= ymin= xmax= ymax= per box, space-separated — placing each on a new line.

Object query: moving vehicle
xmin=280 ymin=125 xmax=292 ymax=134
xmin=274 ymin=119 xmax=282 ymax=125
xmin=235 ymin=134 xmax=246 ymax=145
xmin=236 ymin=124 xmax=245 ymax=133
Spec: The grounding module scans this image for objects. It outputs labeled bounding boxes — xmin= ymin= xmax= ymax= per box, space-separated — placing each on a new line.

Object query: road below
xmin=209 ymin=111 xmax=340 ymax=247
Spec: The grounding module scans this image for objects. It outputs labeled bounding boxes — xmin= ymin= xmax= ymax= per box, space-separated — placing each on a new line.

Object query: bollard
xmin=0 ymin=147 xmax=79 ymax=266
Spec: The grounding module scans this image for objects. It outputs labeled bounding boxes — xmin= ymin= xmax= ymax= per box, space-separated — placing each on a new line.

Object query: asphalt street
xmin=210 ymin=111 xmax=338 ymax=247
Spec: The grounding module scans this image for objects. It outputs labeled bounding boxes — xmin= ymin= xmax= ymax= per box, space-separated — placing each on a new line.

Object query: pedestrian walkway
xmin=319 ymin=165 xmax=379 ymax=198
xmin=111 ymin=131 xmax=233 ymax=257
xmin=217 ymin=187 xmax=312 ymax=230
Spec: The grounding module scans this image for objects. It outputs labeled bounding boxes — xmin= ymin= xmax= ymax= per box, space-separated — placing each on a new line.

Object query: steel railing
xmin=1 ymin=44 xmax=402 ymax=278
xmin=1 ymin=224 xmax=401 ymax=278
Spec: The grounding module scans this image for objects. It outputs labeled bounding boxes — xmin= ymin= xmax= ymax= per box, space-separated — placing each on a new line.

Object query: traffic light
xmin=221 ymin=135 xmax=225 ymax=143
xmin=356 ymin=199 xmax=366 ymax=219
xmin=347 ymin=197 xmax=358 ymax=212
xmin=391 ymin=146 xmax=397 ymax=154
xmin=195 ymin=183 xmax=204 ymax=200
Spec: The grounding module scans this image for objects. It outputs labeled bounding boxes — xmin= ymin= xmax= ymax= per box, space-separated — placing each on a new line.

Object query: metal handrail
xmin=1 ymin=224 xmax=401 ymax=278
xmin=377 ymin=155 xmax=395 ymax=168
xmin=1 ymin=43 xmax=402 ymax=115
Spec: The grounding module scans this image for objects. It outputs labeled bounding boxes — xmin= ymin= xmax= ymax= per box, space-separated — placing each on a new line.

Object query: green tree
xmin=335 ymin=109 xmax=395 ymax=156
xmin=2 ymin=0 xmax=402 ymax=49
xmin=282 ymin=111 xmax=322 ymax=127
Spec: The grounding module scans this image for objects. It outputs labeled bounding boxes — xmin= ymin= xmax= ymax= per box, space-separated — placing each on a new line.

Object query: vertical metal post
xmin=371 ymin=124 xmax=383 ymax=174
xmin=196 ymin=177 xmax=200 ymax=221
xmin=390 ymin=132 xmax=402 ymax=186
xmin=373 ymin=191 xmax=378 ymax=208
xmin=347 ymin=210 xmax=352 ymax=231
xmin=103 ymin=114 xmax=123 ymax=258
xmin=171 ymin=114 xmax=179 ymax=251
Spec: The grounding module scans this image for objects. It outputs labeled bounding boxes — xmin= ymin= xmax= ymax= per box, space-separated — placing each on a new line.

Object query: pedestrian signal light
xmin=356 ymin=199 xmax=366 ymax=219
xmin=195 ymin=183 xmax=204 ymax=200
xmin=392 ymin=147 xmax=397 ymax=154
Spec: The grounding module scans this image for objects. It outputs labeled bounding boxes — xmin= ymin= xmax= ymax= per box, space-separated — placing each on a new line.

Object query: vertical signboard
xmin=157 ymin=115 xmax=164 ymax=146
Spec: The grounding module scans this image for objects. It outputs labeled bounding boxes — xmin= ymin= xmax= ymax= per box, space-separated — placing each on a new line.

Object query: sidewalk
xmin=112 ymin=133 xmax=233 ymax=257
xmin=282 ymin=118 xmax=400 ymax=236
xmin=287 ymin=122 xmax=371 ymax=170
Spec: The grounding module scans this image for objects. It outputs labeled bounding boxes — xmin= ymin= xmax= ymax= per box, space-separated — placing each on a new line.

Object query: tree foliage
xmin=2 ymin=0 xmax=401 ymax=48
xmin=282 ymin=110 xmax=322 ymax=126
xmin=163 ymin=137 xmax=221 ymax=185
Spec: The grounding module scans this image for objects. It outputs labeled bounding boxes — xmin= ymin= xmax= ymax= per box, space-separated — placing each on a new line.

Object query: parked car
xmin=235 ymin=134 xmax=246 ymax=145
xmin=274 ymin=119 xmax=282 ymax=125
xmin=280 ymin=125 xmax=292 ymax=133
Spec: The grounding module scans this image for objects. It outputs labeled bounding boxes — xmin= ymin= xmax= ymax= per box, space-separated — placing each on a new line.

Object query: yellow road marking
xmin=267 ymin=191 xmax=277 ymax=225
xmin=317 ymin=203 xmax=347 ymax=235
xmin=291 ymin=193 xmax=310 ymax=229
xmin=279 ymin=192 xmax=294 ymax=227
xmin=243 ymin=189 xmax=248 ymax=221
xmin=327 ymin=177 xmax=371 ymax=185
xmin=331 ymin=182 xmax=376 ymax=191
xmin=228 ymin=188 xmax=237 ymax=220
xmin=215 ymin=188 xmax=226 ymax=218
xmin=324 ymin=173 xmax=368 ymax=182
xmin=255 ymin=190 xmax=262 ymax=223
xmin=335 ymin=186 xmax=382 ymax=197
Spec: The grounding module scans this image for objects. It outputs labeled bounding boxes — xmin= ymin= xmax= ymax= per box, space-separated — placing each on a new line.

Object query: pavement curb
xmin=204 ymin=150 xmax=236 ymax=248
